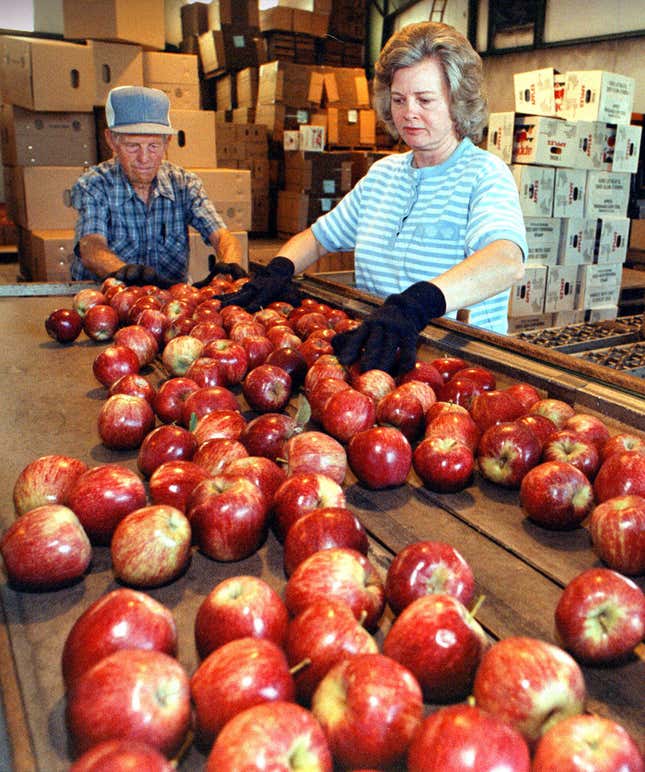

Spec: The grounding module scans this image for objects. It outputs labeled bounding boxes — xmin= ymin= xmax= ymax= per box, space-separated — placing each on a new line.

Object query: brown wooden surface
xmin=0 ymin=291 xmax=644 ymax=771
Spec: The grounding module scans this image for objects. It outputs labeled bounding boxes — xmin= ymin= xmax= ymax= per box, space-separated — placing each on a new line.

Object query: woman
xmin=219 ymin=22 xmax=527 ymax=374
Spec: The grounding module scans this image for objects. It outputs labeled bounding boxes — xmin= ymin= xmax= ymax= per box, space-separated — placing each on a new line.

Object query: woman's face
xmin=390 ymin=57 xmax=459 ymax=166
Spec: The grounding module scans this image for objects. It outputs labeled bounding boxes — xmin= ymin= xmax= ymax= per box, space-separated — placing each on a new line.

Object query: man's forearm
xmin=208 ymin=228 xmax=243 ymax=265
xmin=78 ymin=234 xmax=124 ymax=278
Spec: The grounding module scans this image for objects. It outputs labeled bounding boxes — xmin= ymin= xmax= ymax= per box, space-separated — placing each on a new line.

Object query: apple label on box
xmin=487 ymin=112 xmax=515 ymax=164
xmin=525 ymin=218 xmax=562 ymax=266
xmin=553 ymin=169 xmax=586 ymax=218
xmin=558 ymin=217 xmax=596 ymax=265
xmin=584 ymin=171 xmax=630 ymax=218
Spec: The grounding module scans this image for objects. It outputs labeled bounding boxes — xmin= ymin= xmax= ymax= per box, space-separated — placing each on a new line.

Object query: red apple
xmin=1 ymin=504 xmax=91 ymax=590
xmin=69 ymin=738 xmax=174 ymax=771
xmin=113 ymin=324 xmax=158 ymax=367
xmin=594 ymin=450 xmax=645 ymax=502
xmin=307 ymin=376 xmax=352 ymax=425
xmin=111 ymin=286 xmax=144 ymax=324
xmin=83 ymin=304 xmax=120 ymax=342
xmin=285 ymin=547 xmax=385 ymax=632
xmin=160 ymin=334 xmax=204 ymax=376
xmin=152 ymin=376 xmax=199 ymax=424
xmin=189 ymin=320 xmax=226 ymax=345
xmin=554 ymin=567 xmax=645 ymax=664
xmin=265 ymin=324 xmax=302 ymax=350
xmin=394 ymin=379 xmax=437 ymax=413
xmin=202 ymin=338 xmax=248 ymax=385
xmin=425 ymin=409 xmax=481 ymax=451
xmin=66 ymin=649 xmax=191 ymax=757
xmin=304 ymin=354 xmax=347 ymax=396
xmin=194 ymin=575 xmax=289 ymax=659
xmin=376 ymin=387 xmax=425 ymax=442
xmin=504 ymin=382 xmax=542 ymax=412
xmin=398 ymin=359 xmax=443 ymax=393
xmin=93 ymin=344 xmax=140 ymax=388
xmin=352 ymin=368 xmax=396 ymax=403
xmin=520 ymin=461 xmax=595 ymax=529
xmin=272 ymin=473 xmax=347 ymax=542
xmin=240 ymin=412 xmax=300 ymax=461
xmin=109 ymin=372 xmax=156 ymax=404
xmin=347 ymin=426 xmax=412 ymax=489
xmin=311 ymin=653 xmax=423 ymax=770
xmin=601 ymin=433 xmax=645 ymax=462
xmin=97 ymin=393 xmax=156 ymax=450
xmin=110 ymin=505 xmax=192 ymax=588
xmin=148 ymin=460 xmax=210 ymax=512
xmin=413 ymin=435 xmax=474 ymax=492
xmin=135 ymin=307 xmax=169 ymax=348
xmin=429 ymin=355 xmax=468 ymax=383
xmin=320 ymin=387 xmax=376 ymax=444
xmin=470 ymin=389 xmax=525 ymax=433
xmin=183 ymin=355 xmax=228 ymax=388
xmin=516 ymin=413 xmax=559 ymax=450
xmin=191 ymin=637 xmax=295 ymax=745
xmin=531 ymin=714 xmax=645 ymax=772
xmin=205 ymin=701 xmax=333 ymax=772
xmin=229 ymin=319 xmax=266 ymax=342
xmin=187 ymin=476 xmax=268 ymax=561
xmin=192 ymin=436 xmax=248 ymax=476
xmin=12 ymin=454 xmax=88 ymax=515
xmin=385 ymin=540 xmax=475 ymax=614
xmin=282 ymin=430 xmax=348 ymax=485
xmin=563 ymin=413 xmax=611 ymax=449
xmin=589 ymin=495 xmax=645 ymax=575
xmin=477 ymin=421 xmax=542 ymax=488
xmin=383 ymin=593 xmax=489 ymax=702
xmin=242 ymin=363 xmax=292 ymax=413
xmin=298 ymin=335 xmax=334 ymax=369
xmin=542 ymin=429 xmax=600 ymax=479
xmin=453 ymin=365 xmax=496 ymax=391
xmin=239 ymin=333 xmax=274 ymax=370
xmin=67 ymin=464 xmax=147 ymax=545
xmin=437 ymin=375 xmax=483 ymax=409
xmin=61 ymin=588 xmax=177 ymax=689
xmin=137 ymin=424 xmax=197 ymax=478
xmin=285 ymin=598 xmax=378 ymax=704
xmin=472 ymin=636 xmax=586 ymax=745
xmin=265 ymin=346 xmax=307 ymax=387
xmin=72 ymin=287 xmax=107 ymax=317
xmin=45 ymin=307 xmax=83 ymax=343
xmin=407 ymin=703 xmax=531 ymax=772
xmin=529 ymin=398 xmax=576 ymax=429
xmin=215 ymin=455 xmax=287 ymax=503
xmin=283 ymin=506 xmax=369 ymax=577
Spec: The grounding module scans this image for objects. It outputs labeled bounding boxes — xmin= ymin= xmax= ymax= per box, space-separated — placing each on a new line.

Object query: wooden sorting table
xmin=0 ymin=281 xmax=644 ymax=771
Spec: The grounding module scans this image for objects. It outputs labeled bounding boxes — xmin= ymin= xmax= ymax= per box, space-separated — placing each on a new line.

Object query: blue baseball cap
xmin=105 ymin=86 xmax=176 ymax=135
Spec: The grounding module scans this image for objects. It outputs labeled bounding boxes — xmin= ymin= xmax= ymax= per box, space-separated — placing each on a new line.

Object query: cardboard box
xmin=512 ymin=115 xmax=578 ymax=167
xmin=322 ymin=108 xmax=376 ymax=147
xmin=142 ymin=52 xmax=199 ymax=85
xmin=574 ymin=121 xmax=642 ymax=172
xmin=62 ymin=0 xmax=165 ymax=51
xmin=4 ymin=166 xmax=80 ymax=230
xmin=236 ymin=67 xmax=258 ymax=108
xmin=524 ymin=217 xmax=562 ymax=266
xmin=513 ymin=68 xmax=564 ymax=118
xmin=198 ymin=28 xmax=265 ymax=77
xmin=576 ymin=262 xmax=623 ymax=309
xmin=507 ymin=313 xmax=556 ymax=334
xmin=584 ymin=171 xmax=631 ymax=218
xmin=552 ymin=168 xmax=586 ymax=218
xmin=188 ymin=228 xmax=248 ymax=278
xmin=188 ymin=168 xmax=252 ymax=231
xmin=150 ymin=83 xmax=200 ymax=110
xmin=259 ymin=0 xmax=314 ymax=9
xmin=87 ymin=40 xmax=143 ymax=107
xmin=0 ymin=104 xmax=97 ymax=167
xmin=508 ymin=265 xmax=547 ymax=317
xmin=584 ymin=306 xmax=618 ymax=323
xmin=560 ymin=70 xmax=635 ymax=125
xmin=511 ymin=164 xmax=555 ymax=217
xmin=299 ymin=124 xmax=326 ymax=151
xmin=552 ymin=309 xmax=585 ymax=326
xmin=595 ymin=217 xmax=630 ymax=264
xmin=259 ymin=7 xmax=294 ymax=32
xmin=27 ymin=229 xmax=76 ymax=281
xmin=284 ymin=150 xmax=353 ymax=194
xmin=292 ymin=9 xmax=330 ymax=37
xmin=0 ymin=36 xmax=94 ymax=112
xmin=486 ymin=112 xmax=515 ymax=164
xmin=208 ymin=0 xmax=260 ymax=29
xmin=180 ymin=2 xmax=210 ymax=38
xmin=544 ymin=264 xmax=579 ymax=312
xmin=254 ymin=103 xmax=311 ymax=141
xmin=558 ymin=217 xmax=597 ymax=265
xmin=215 ymin=74 xmax=237 ymax=111
xmin=166 ymin=110 xmax=216 ymax=167
xmin=257 ymin=61 xmax=315 ymax=105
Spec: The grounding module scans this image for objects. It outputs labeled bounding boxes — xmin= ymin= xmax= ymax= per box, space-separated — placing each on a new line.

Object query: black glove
xmin=215 ymin=256 xmax=302 ymax=312
xmin=109 ymin=263 xmax=172 ymax=288
xmin=192 ymin=254 xmax=248 ymax=287
xmin=332 ymin=281 xmax=446 ymax=375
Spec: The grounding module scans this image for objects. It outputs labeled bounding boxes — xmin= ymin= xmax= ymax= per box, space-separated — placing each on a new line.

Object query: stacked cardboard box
xmin=490 ymin=68 xmax=640 ymax=328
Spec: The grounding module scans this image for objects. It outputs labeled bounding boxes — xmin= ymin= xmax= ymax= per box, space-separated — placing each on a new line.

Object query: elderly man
xmin=70 ymin=85 xmax=245 ymax=287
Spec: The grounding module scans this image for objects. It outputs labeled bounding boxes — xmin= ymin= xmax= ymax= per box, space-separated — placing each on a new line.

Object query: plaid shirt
xmin=71 ymin=158 xmax=225 ymax=282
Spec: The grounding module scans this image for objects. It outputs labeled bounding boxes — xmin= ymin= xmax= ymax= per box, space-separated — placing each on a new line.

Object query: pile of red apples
xmin=1 ymin=272 xmax=643 ymax=770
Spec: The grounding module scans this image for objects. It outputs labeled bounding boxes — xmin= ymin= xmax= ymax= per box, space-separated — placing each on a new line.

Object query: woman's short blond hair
xmin=373 ymin=21 xmax=488 ymax=144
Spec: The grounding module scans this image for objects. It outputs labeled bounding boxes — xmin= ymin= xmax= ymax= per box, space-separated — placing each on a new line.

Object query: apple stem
xmin=358 ymin=610 xmax=368 ymax=626
xmin=170 ymin=727 xmax=194 ymax=768
xmin=470 ymin=594 xmax=486 ymax=619
xmin=290 ymin=657 xmax=312 ymax=676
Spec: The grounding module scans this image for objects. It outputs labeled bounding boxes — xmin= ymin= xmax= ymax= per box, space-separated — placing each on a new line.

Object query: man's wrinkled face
xmin=107 ymin=131 xmax=169 ymax=187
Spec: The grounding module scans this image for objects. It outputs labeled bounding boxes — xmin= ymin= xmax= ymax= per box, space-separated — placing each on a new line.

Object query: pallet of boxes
xmin=487 ymin=68 xmax=641 ymax=333
xmin=0 ymin=0 xmax=252 ymax=282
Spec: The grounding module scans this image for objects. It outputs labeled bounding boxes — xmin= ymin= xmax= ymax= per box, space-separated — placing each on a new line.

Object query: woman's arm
xmin=274 ymin=227 xmax=329 ymax=274
xmin=431 ymin=239 xmax=525 ymax=312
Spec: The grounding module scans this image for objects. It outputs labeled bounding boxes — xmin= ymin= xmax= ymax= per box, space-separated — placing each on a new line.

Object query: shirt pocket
xmin=401 ymin=220 xmax=462 ymax=278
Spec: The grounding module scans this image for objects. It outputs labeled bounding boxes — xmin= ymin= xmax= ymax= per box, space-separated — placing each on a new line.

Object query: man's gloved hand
xmin=215 ymin=256 xmax=302 ymax=312
xmin=192 ymin=254 xmax=248 ymax=288
xmin=109 ymin=263 xmax=172 ymax=288
xmin=332 ymin=281 xmax=446 ymax=375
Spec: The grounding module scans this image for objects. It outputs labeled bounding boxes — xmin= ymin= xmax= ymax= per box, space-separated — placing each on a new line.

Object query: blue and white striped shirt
xmin=70 ymin=159 xmax=225 ymax=283
xmin=312 ymin=139 xmax=528 ymax=334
